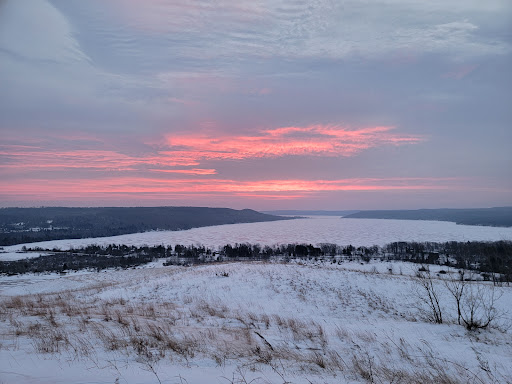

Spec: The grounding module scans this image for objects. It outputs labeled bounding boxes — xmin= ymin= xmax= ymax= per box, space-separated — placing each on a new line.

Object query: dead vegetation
xmin=0 ymin=262 xmax=511 ymax=383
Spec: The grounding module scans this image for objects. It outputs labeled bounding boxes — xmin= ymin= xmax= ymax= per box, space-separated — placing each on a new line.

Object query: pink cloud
xmin=149 ymin=168 xmax=217 ymax=175
xmin=0 ymin=124 xmax=429 ymax=205
xmin=166 ymin=124 xmax=424 ymax=161
xmin=0 ymin=177 xmax=459 ymax=202
xmin=0 ymin=124 xmax=424 ymax=182
xmin=0 ymin=147 xmax=200 ymax=172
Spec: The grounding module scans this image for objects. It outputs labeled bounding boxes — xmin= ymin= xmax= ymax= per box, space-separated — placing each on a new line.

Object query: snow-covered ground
xmin=0 ymin=251 xmax=51 ymax=261
xmin=1 ymin=260 xmax=511 ymax=384
xmin=3 ymin=217 xmax=512 ymax=260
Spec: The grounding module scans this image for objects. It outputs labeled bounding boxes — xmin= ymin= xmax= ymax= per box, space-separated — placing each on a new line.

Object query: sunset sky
xmin=1 ymin=0 xmax=511 ymax=210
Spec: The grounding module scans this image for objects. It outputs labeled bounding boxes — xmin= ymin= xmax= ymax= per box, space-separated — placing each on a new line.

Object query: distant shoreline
xmin=342 ymin=207 xmax=512 ymax=228
xmin=263 ymin=210 xmax=360 ymax=217
xmin=0 ymin=206 xmax=291 ymax=246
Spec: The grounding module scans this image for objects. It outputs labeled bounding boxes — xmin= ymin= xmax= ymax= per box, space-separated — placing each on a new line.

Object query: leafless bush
xmin=415 ymin=266 xmax=443 ymax=324
xmin=459 ymin=283 xmax=502 ymax=331
xmin=444 ymin=270 xmax=466 ymax=325
xmin=444 ymin=270 xmax=504 ymax=330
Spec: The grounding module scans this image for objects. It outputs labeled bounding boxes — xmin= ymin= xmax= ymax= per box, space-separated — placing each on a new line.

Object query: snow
xmin=0 ymin=251 xmax=51 ymax=261
xmin=1 ymin=218 xmax=511 ymax=383
xmin=3 ymin=217 xmax=512 ymax=258
xmin=1 ymin=259 xmax=511 ymax=384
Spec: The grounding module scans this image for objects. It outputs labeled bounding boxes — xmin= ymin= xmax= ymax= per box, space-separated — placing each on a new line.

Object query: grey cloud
xmin=0 ymin=0 xmax=90 ymax=64
xmin=47 ymin=0 xmax=511 ymax=77
xmin=1 ymin=0 xmax=510 ymax=208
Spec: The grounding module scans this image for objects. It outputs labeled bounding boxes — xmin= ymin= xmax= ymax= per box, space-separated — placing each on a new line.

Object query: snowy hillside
xmin=1 ymin=260 xmax=511 ymax=383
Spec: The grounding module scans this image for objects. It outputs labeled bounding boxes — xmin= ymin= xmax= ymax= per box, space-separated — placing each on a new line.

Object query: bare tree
xmin=416 ymin=266 xmax=443 ymax=324
xmin=459 ymin=282 xmax=501 ymax=331
xmin=444 ymin=269 xmax=503 ymax=330
xmin=444 ymin=270 xmax=466 ymax=325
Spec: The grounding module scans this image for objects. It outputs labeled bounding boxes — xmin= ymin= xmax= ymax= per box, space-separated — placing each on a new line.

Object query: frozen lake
xmin=3 ymin=216 xmax=512 ymax=256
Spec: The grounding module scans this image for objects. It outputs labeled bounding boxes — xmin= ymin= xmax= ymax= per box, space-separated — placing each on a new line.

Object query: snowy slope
xmin=1 ymin=260 xmax=511 ymax=384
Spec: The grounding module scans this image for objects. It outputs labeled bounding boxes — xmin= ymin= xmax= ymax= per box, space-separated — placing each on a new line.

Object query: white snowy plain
xmin=1 ymin=259 xmax=511 ymax=384
xmin=2 ymin=217 xmax=512 ymax=260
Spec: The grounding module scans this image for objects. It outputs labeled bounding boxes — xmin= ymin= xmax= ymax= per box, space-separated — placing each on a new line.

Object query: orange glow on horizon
xmin=0 ymin=177 xmax=460 ymax=202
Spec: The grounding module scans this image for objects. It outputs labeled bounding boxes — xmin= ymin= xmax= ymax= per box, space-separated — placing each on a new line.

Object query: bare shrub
xmin=459 ymin=283 xmax=502 ymax=331
xmin=444 ymin=270 xmax=466 ymax=325
xmin=445 ymin=270 xmax=504 ymax=330
xmin=415 ymin=266 xmax=443 ymax=324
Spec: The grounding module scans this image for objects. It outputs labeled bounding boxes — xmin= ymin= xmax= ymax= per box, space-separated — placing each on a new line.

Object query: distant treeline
xmin=263 ymin=210 xmax=360 ymax=216
xmin=343 ymin=207 xmax=512 ymax=227
xmin=0 ymin=207 xmax=289 ymax=246
xmin=2 ymin=241 xmax=511 ymax=282
xmin=0 ymin=252 xmax=156 ymax=275
xmin=0 ymin=244 xmax=169 ymax=275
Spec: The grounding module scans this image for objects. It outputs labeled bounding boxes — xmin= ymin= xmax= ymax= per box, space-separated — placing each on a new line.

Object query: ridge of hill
xmin=0 ymin=207 xmax=289 ymax=246
xmin=342 ymin=207 xmax=512 ymax=227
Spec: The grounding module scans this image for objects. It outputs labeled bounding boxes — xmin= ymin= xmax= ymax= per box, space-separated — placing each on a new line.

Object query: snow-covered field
xmin=1 ymin=260 xmax=511 ymax=384
xmin=3 ymin=217 xmax=512 ymax=260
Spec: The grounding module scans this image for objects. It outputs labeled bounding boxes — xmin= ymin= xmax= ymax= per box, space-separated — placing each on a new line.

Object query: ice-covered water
xmin=3 ymin=217 xmax=512 ymax=255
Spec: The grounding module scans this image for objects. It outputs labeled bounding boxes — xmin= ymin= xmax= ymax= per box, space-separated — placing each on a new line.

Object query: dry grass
xmin=0 ymin=262 xmax=510 ymax=384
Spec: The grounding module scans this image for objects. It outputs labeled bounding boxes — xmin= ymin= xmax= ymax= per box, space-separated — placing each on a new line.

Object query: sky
xmin=1 ymin=0 xmax=511 ymax=210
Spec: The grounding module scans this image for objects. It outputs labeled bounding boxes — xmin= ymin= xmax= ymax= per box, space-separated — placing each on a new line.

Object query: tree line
xmin=1 ymin=240 xmax=510 ymax=281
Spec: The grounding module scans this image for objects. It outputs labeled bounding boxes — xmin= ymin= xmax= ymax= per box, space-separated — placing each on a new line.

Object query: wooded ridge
xmin=0 ymin=207 xmax=289 ymax=246
xmin=343 ymin=207 xmax=512 ymax=227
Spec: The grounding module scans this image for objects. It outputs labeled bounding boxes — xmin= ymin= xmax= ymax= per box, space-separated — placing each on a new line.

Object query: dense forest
xmin=343 ymin=207 xmax=512 ymax=227
xmin=2 ymin=240 xmax=511 ymax=283
xmin=0 ymin=207 xmax=289 ymax=246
